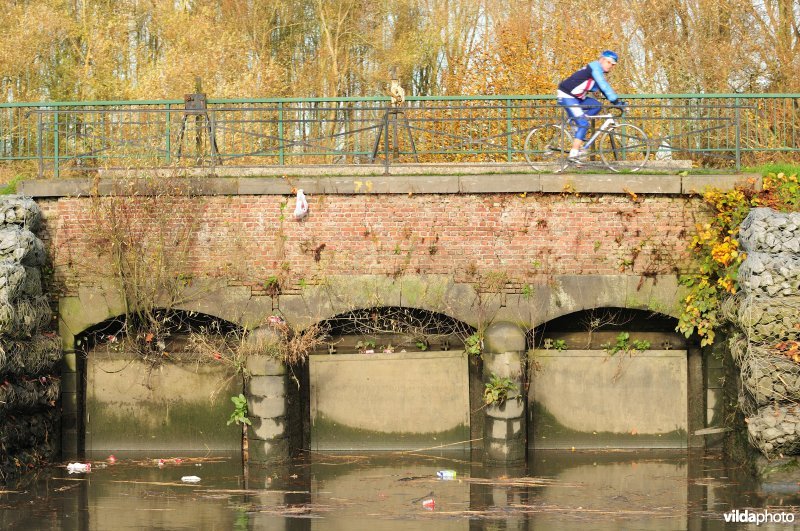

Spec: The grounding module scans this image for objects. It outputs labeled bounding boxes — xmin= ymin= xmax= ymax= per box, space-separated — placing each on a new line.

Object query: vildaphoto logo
xmin=723 ymin=509 xmax=795 ymax=525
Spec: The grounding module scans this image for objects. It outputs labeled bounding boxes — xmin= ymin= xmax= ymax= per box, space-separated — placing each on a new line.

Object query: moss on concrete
xmin=86 ymin=398 xmax=241 ymax=451
xmin=311 ymin=414 xmax=469 ymax=451
xmin=531 ymin=401 xmax=687 ymax=449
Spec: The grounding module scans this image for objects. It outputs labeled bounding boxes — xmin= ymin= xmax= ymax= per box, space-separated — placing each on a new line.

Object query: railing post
xmin=278 ymin=102 xmax=285 ymax=165
xmin=36 ymin=113 xmax=44 ymax=179
xmin=506 ymin=98 xmax=513 ymax=162
xmin=53 ymin=111 xmax=60 ymax=179
xmin=734 ymin=99 xmax=741 ymax=173
xmin=210 ymin=111 xmax=218 ymax=166
xmin=165 ymin=103 xmax=171 ymax=164
xmin=383 ymin=105 xmax=390 ymax=175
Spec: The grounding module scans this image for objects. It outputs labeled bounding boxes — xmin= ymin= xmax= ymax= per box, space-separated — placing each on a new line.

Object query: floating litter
xmin=66 ymin=463 xmax=91 ymax=474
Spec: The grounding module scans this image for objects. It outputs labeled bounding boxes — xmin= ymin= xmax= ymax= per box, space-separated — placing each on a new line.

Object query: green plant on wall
xmin=602 ymin=332 xmax=651 ymax=356
xmin=465 ymin=332 xmax=483 ymax=357
xmin=631 ymin=339 xmax=651 ymax=351
xmin=355 ymin=339 xmax=376 ymax=353
xmin=264 ymin=275 xmax=281 ymax=296
xmin=521 ymin=284 xmax=534 ymax=299
xmin=678 ymin=173 xmax=800 ymax=346
xmin=227 ymin=393 xmax=252 ymax=427
xmin=484 ymin=373 xmax=518 ymax=406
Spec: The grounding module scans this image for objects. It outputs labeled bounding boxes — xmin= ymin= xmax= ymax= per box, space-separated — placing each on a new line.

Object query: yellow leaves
xmin=680 ymin=183 xmax=752 ymax=345
xmin=623 ymin=188 xmax=639 ymax=202
xmin=764 ymin=172 xmax=799 ymax=192
xmin=710 ymin=236 xmax=739 ymax=266
xmin=717 ymin=276 xmax=736 ymax=294
xmin=693 ymin=222 xmax=714 ymax=245
xmin=774 ymin=341 xmax=800 ymax=364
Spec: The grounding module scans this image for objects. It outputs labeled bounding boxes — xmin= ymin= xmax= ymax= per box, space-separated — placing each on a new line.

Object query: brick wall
xmin=37 ymin=193 xmax=707 ymax=296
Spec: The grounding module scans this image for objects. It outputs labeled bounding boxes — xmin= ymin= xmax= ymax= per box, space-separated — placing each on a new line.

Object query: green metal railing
xmin=1 ymin=94 xmax=798 ymax=177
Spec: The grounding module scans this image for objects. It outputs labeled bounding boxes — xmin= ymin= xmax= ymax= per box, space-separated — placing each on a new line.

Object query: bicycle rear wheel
xmin=598 ymin=124 xmax=650 ymax=172
xmin=523 ymin=125 xmax=571 ymax=172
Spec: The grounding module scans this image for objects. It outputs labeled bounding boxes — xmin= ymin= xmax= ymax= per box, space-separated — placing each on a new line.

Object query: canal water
xmin=1 ymin=450 xmax=797 ymax=530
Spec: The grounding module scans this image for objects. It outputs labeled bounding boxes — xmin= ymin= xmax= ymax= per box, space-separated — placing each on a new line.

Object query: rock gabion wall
xmin=0 ymin=197 xmax=61 ymax=483
xmin=729 ymin=207 xmax=800 ymax=457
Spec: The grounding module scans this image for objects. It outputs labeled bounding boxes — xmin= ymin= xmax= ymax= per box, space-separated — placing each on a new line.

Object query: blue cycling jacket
xmin=557 ymin=61 xmax=618 ymax=103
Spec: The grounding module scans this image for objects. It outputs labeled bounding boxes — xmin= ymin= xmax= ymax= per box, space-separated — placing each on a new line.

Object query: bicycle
xmin=523 ymin=106 xmax=650 ymax=173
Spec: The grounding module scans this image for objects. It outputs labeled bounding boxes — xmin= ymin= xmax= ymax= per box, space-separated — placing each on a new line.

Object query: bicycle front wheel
xmin=523 ymin=125 xmax=571 ymax=172
xmin=598 ymin=124 xmax=650 ymax=172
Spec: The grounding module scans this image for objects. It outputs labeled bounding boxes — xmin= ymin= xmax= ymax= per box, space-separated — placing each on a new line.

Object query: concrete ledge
xmin=682 ymin=174 xmax=763 ymax=194
xmin=541 ymin=173 xmax=682 ymax=194
xmin=20 ymin=171 xmax=761 ymax=197
xmin=459 ymin=174 xmax=539 ymax=193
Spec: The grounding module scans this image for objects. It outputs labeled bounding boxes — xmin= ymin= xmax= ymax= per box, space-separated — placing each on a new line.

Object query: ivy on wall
xmin=678 ymin=173 xmax=800 ymax=346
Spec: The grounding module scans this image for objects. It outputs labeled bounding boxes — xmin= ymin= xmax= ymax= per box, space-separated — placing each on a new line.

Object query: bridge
xmin=2 ymin=92 xmax=789 ymax=462
xmin=18 ymin=167 xmax=758 ymax=461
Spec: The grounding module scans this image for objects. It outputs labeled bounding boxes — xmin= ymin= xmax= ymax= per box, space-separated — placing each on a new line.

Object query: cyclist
xmin=557 ymin=50 xmax=626 ymax=162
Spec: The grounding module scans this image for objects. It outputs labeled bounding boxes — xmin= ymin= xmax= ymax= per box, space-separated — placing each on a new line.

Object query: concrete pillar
xmin=244 ymin=328 xmax=289 ymax=463
xmin=687 ymin=346 xmax=705 ymax=448
xmin=60 ymin=332 xmax=79 ymax=459
xmin=482 ymin=322 xmax=527 ymax=464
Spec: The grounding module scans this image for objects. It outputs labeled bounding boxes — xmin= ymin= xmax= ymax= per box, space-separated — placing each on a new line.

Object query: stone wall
xmin=0 ymin=197 xmax=61 ymax=483
xmin=728 ymin=208 xmax=800 ymax=457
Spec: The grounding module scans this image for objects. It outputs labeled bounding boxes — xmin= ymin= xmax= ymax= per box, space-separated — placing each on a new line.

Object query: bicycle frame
xmin=577 ymin=114 xmax=618 ymax=152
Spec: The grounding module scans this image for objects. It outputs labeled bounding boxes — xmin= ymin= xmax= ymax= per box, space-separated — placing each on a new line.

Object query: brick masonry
xmin=35 ymin=193 xmax=706 ymax=296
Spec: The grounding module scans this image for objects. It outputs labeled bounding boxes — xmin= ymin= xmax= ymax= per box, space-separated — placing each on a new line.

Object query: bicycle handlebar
xmin=606 ymin=105 xmax=626 ymax=117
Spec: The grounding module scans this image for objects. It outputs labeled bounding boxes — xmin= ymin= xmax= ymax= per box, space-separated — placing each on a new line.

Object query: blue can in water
xmin=436 ymin=469 xmax=457 ymax=480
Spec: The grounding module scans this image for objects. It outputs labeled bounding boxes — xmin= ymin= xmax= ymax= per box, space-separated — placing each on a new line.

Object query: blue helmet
xmin=601 ymin=50 xmax=618 ymax=64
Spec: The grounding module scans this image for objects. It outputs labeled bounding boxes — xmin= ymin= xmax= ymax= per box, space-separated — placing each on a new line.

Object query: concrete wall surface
xmin=86 ymin=351 xmax=242 ymax=451
xmin=530 ymin=349 xmax=688 ymax=449
xmin=309 ymin=351 xmax=470 ymax=450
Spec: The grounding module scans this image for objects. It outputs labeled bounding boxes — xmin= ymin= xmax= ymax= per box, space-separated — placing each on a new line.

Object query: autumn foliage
xmin=1 ymin=0 xmax=798 ymax=103
xmin=679 ymin=173 xmax=800 ymax=347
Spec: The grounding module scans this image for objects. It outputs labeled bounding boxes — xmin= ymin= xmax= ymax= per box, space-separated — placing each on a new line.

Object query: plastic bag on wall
xmin=294 ymin=189 xmax=308 ymax=220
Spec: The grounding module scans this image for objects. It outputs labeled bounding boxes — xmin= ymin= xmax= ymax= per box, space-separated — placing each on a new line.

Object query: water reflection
xmin=1 ymin=450 xmax=798 ymax=530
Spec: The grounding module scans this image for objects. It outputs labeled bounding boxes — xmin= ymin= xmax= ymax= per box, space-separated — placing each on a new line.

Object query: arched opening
xmin=75 ymin=310 xmax=244 ymax=454
xmin=301 ymin=306 xmax=477 ymax=451
xmin=527 ymin=307 xmax=694 ymax=449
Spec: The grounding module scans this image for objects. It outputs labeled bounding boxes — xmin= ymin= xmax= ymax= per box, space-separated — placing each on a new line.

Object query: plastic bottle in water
xmin=436 ymin=469 xmax=457 ymax=480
